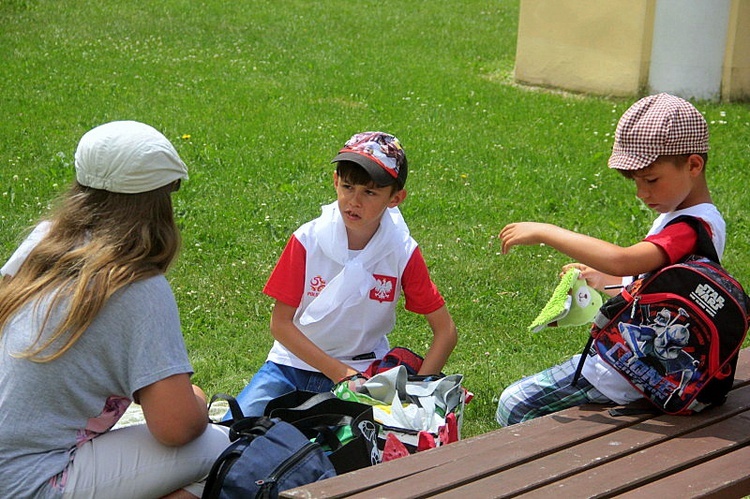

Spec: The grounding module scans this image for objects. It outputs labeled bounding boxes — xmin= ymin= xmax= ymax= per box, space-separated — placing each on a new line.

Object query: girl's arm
xmin=137 ymin=374 xmax=209 ymax=446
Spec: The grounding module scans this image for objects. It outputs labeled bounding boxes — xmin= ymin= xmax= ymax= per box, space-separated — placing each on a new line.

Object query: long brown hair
xmin=0 ymin=180 xmax=181 ymax=361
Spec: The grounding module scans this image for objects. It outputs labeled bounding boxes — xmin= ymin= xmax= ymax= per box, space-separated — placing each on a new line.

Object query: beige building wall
xmin=515 ymin=0 xmax=749 ymax=101
xmin=723 ymin=0 xmax=750 ymax=101
xmin=514 ymin=0 xmax=655 ymax=97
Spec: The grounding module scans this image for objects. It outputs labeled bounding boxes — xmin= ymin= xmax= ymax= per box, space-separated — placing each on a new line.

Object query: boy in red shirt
xmin=497 ymin=93 xmax=724 ymax=425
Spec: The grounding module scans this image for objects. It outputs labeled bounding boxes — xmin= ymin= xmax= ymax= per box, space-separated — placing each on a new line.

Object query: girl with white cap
xmin=0 ymin=121 xmax=229 ymax=498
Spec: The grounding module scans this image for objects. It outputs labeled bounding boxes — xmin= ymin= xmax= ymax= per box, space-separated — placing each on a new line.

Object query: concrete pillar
xmin=722 ymin=0 xmax=750 ymax=101
xmin=648 ymin=0 xmax=732 ymax=101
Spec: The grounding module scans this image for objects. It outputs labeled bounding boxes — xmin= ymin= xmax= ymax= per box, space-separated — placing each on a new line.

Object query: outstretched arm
xmin=500 ymin=222 xmax=668 ymax=277
xmin=418 ymin=305 xmax=458 ymax=376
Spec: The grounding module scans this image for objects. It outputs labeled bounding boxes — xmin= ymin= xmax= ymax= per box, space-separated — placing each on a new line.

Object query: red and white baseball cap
xmin=331 ymin=131 xmax=408 ymax=189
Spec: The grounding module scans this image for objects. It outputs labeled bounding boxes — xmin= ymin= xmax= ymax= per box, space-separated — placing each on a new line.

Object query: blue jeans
xmin=225 ymin=361 xmax=334 ymax=420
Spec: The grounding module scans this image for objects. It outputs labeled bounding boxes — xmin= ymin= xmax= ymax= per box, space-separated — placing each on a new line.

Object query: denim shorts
xmin=227 ymin=361 xmax=334 ymax=419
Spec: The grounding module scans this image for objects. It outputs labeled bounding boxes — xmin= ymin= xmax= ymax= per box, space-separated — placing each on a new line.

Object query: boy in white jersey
xmin=495 ymin=93 xmax=725 ymax=425
xmin=231 ymin=131 xmax=458 ymax=418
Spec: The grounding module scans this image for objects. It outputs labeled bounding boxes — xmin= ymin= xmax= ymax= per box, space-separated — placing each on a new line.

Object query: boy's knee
xmin=495 ymin=387 xmax=523 ymax=426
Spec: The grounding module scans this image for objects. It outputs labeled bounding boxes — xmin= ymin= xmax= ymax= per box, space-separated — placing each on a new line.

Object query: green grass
xmin=2 ymin=0 xmax=750 ymax=438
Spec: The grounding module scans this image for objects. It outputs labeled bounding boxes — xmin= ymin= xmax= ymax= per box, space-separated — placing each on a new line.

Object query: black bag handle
xmin=287 ymin=413 xmax=355 ymax=430
xmin=263 ymin=390 xmax=337 ymax=417
xmin=229 ymin=416 xmax=275 ymax=442
xmin=208 ymin=393 xmax=245 ymax=424
xmin=310 ymin=424 xmax=344 ymax=452
xmin=267 ymin=391 xmax=372 ymax=421
xmin=284 ymin=391 xmax=338 ymax=412
xmin=206 ymin=393 xmax=277 ymax=441
xmin=203 ymin=445 xmax=239 ymax=499
xmin=273 ymin=411 xmax=357 ymax=451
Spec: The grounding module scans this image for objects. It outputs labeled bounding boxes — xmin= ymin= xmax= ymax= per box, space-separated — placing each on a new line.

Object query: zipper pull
xmin=256 ymin=479 xmax=276 ymax=499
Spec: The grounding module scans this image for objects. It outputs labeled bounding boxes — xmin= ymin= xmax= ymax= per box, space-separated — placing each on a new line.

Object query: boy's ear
xmin=388 ymin=189 xmax=407 ymax=208
xmin=687 ymin=154 xmax=705 ymax=176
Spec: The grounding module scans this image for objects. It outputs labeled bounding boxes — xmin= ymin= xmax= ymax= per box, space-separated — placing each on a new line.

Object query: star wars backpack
xmin=574 ymin=216 xmax=750 ymax=414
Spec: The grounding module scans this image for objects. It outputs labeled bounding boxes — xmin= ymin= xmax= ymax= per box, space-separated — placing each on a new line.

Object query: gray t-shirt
xmin=0 ymin=275 xmax=192 ymax=498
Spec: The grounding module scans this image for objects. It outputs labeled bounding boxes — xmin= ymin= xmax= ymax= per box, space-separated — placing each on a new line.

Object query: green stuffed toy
xmin=528 ymin=268 xmax=603 ymax=333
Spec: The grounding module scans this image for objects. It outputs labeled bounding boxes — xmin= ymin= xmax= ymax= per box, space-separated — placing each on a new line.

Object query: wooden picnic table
xmin=281 ymin=348 xmax=750 ymax=498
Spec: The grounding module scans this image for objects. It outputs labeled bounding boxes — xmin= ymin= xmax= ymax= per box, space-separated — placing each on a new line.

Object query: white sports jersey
xmin=263 ymin=202 xmax=444 ymax=373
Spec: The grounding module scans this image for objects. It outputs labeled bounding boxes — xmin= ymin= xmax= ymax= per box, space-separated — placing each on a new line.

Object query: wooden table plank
xmin=282 ymin=404 xmax=650 ymax=498
xmin=614 ymin=444 xmax=750 ymax=499
xmin=428 ymin=389 xmax=750 ymax=498
xmin=731 ymin=351 xmax=750 ymax=387
xmin=517 ymin=411 xmax=750 ymax=498
xmin=374 ymin=385 xmax=750 ymax=498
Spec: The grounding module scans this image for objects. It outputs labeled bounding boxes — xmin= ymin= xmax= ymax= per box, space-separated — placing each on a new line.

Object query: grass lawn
xmin=2 ymin=0 xmax=749 ymax=438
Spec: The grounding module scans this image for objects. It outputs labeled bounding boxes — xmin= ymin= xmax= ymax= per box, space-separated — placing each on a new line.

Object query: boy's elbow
xmin=604 ymin=256 xmax=657 ymax=277
xmin=449 ymin=323 xmax=458 ymax=344
xmin=442 ymin=321 xmax=458 ymax=349
xmin=426 ymin=307 xmax=458 ymax=350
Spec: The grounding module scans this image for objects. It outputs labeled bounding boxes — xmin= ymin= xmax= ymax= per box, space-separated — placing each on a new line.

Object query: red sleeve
xmin=262 ymin=235 xmax=307 ymax=307
xmin=401 ymin=247 xmax=445 ymax=315
xmin=644 ymin=220 xmax=711 ymax=264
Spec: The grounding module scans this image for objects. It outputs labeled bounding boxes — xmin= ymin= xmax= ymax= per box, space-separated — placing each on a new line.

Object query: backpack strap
xmin=664 ymin=215 xmax=720 ymax=264
xmin=572 ymin=292 xmax=631 ymax=387
xmin=571 ymin=336 xmax=594 ymax=387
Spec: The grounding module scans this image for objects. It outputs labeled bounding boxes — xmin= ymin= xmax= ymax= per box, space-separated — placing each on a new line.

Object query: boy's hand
xmin=561 ymin=263 xmax=619 ymax=294
xmin=499 ymin=222 xmax=551 ymax=254
xmin=348 ymin=375 xmax=368 ymax=392
xmin=339 ymin=372 xmax=368 ymax=392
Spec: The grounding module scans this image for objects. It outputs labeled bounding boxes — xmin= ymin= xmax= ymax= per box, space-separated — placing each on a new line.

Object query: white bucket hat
xmin=74 ymin=121 xmax=188 ymax=193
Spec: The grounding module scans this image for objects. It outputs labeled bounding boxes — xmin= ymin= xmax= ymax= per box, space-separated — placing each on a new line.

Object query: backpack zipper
xmin=255 ymin=441 xmax=323 ymax=499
